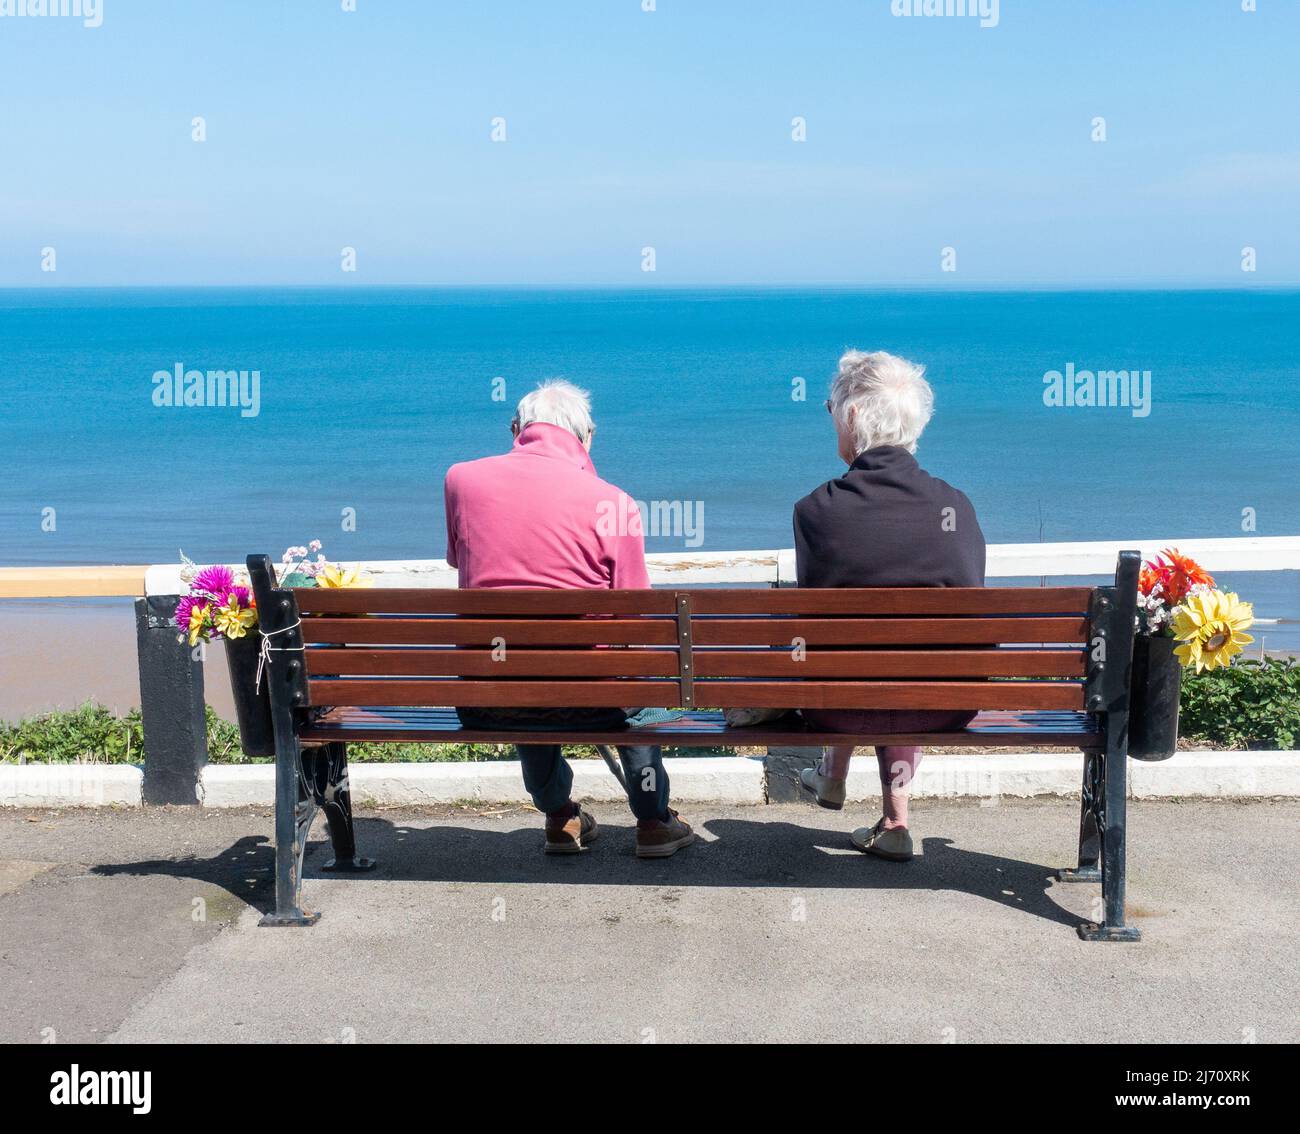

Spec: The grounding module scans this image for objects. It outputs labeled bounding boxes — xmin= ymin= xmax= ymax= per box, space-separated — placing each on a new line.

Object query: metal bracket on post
xmin=675 ymin=592 xmax=695 ymax=710
xmin=135 ymin=594 xmax=207 ymax=805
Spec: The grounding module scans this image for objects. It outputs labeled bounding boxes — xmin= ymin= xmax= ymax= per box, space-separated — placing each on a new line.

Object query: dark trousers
xmin=518 ymin=743 xmax=669 ymax=821
xmin=454 ymin=706 xmax=670 ymax=822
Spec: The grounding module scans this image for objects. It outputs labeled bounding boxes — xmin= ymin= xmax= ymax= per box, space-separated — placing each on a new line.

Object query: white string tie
xmin=255 ymin=617 xmax=304 ymax=693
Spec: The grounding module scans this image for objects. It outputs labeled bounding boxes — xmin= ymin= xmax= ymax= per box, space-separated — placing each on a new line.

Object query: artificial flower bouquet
xmin=1137 ymin=548 xmax=1254 ymax=672
xmin=175 ymin=540 xmax=372 ymax=646
xmin=175 ymin=540 xmax=372 ymax=757
xmin=175 ymin=561 xmax=256 ymax=647
xmin=1130 ymin=549 xmax=1255 ymax=761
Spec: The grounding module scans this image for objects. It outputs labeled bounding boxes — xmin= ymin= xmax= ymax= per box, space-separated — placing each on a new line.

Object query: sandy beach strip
xmin=0 ymin=600 xmax=236 ymax=723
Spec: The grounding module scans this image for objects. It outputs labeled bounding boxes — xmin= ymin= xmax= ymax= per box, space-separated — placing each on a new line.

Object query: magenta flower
xmin=192 ymin=564 xmax=235 ymax=597
xmin=175 ymin=594 xmax=202 ymax=634
xmin=227 ymin=584 xmax=252 ymax=609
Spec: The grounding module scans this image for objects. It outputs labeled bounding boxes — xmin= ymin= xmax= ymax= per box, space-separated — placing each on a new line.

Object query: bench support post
xmin=1057 ymin=749 xmax=1102 ymax=883
xmin=1075 ymin=551 xmax=1141 ymax=942
xmin=317 ymin=741 xmax=375 ymax=873
xmin=261 ymin=733 xmax=321 ymax=928
xmin=1080 ymin=722 xmax=1139 ymax=941
xmin=246 ymin=555 xmax=322 ymax=927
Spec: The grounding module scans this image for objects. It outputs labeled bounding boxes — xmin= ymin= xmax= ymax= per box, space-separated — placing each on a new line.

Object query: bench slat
xmin=693 ymin=648 xmax=1086 ymax=678
xmin=691 ymin=617 xmax=1090 ymax=646
xmin=295 ymin=588 xmax=678 ymax=615
xmin=298 ymin=706 xmax=1102 ymax=748
xmin=301 ymin=615 xmax=1089 ymax=648
xmin=689 ymin=587 xmax=1093 ymax=615
xmin=306 ymin=678 xmax=678 ymax=707
xmin=304 ymin=647 xmax=680 ymax=678
xmin=301 ymin=617 xmax=678 ymax=646
xmin=295 ymin=586 xmax=1093 ymax=617
xmin=303 ymin=646 xmax=1086 ymax=679
xmin=305 ymin=678 xmax=1084 ymax=711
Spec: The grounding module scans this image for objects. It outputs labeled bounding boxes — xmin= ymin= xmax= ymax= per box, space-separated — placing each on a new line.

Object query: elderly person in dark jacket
xmin=796 ymin=350 xmax=985 ymax=860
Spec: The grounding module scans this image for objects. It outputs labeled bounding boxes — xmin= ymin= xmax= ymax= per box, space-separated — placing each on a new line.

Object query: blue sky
xmin=1 ymin=0 xmax=1296 ymax=286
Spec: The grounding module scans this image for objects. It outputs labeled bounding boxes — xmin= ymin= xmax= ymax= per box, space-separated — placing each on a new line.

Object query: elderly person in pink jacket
xmin=444 ymin=380 xmax=694 ymax=859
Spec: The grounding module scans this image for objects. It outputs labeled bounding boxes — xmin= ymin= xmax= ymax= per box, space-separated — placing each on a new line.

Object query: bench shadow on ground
xmin=93 ymin=814 xmax=1089 ymax=932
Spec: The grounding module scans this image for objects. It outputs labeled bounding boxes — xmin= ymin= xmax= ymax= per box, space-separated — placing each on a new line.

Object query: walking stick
xmin=595 ymin=744 xmax=628 ymax=791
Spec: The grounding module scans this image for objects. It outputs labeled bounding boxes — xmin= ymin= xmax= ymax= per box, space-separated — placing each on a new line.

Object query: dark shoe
xmin=635 ymin=809 xmax=695 ymax=859
xmin=544 ymin=805 xmax=599 ymax=854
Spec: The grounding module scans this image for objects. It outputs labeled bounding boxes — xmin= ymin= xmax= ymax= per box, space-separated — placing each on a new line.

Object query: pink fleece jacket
xmin=443 ymin=422 xmax=651 ymax=590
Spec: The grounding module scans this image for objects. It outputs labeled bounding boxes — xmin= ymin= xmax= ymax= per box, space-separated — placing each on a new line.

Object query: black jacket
xmin=793 ymin=446 xmax=985 ymax=588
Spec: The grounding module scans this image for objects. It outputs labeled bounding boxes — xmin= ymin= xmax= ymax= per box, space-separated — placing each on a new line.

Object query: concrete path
xmin=1 ymin=799 xmax=1296 ymax=1044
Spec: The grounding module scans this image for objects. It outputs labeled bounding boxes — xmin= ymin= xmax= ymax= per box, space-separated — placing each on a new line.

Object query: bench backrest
xmin=246 ymin=552 xmax=1139 ymax=718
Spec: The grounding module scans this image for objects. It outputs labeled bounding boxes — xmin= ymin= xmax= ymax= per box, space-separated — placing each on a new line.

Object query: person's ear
xmin=510 ymin=420 xmax=520 ymax=438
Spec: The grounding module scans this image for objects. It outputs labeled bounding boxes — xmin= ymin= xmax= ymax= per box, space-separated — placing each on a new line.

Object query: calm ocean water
xmin=2 ymin=287 xmax=1298 ymax=645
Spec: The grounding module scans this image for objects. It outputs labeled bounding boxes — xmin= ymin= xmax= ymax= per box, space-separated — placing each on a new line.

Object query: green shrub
xmin=1179 ymin=656 xmax=1300 ymax=750
xmin=0 ymin=703 xmax=144 ymax=764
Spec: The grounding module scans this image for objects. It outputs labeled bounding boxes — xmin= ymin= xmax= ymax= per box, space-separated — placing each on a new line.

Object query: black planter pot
xmin=224 ymin=632 xmax=276 ymax=757
xmin=1128 ymin=633 xmax=1181 ymax=761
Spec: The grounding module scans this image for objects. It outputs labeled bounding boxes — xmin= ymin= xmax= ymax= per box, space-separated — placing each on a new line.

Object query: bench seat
xmin=300 ymin=706 xmax=1102 ymax=748
xmin=247 ymin=549 xmax=1143 ymax=940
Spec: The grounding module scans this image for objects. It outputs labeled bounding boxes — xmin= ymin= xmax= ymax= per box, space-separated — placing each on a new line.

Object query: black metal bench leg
xmin=1057 ymin=749 xmax=1102 ymax=883
xmin=259 ymin=734 xmax=321 ymax=927
xmin=319 ymin=741 xmax=376 ymax=873
xmin=1077 ymin=734 xmax=1140 ymax=942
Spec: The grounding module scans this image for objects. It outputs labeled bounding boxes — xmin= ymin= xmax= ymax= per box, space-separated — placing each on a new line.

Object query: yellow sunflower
xmin=315 ymin=564 xmax=373 ymax=589
xmin=1171 ymin=590 xmax=1254 ymax=672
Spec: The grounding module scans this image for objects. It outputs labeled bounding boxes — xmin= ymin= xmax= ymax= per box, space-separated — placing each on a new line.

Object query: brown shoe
xmin=635 ymin=809 xmax=695 ymax=859
xmin=544 ymin=805 xmax=599 ymax=855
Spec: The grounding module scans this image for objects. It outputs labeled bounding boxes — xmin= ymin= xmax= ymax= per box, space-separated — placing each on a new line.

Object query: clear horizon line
xmin=2 ymin=280 xmax=1298 ymax=294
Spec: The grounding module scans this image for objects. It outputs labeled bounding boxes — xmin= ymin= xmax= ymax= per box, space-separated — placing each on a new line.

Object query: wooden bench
xmin=245 ymin=550 xmax=1142 ymax=941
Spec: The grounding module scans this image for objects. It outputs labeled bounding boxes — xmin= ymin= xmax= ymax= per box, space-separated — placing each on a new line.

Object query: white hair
xmin=829 ymin=349 xmax=934 ymax=457
xmin=513 ymin=379 xmax=594 ymax=443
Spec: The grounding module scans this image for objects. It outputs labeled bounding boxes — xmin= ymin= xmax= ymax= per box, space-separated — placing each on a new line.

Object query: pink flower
xmin=175 ymin=594 xmax=201 ymax=634
xmin=192 ymin=564 xmax=235 ymax=597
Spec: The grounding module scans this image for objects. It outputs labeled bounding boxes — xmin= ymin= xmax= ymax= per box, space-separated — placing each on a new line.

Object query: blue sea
xmin=2 ymin=287 xmax=1298 ymax=646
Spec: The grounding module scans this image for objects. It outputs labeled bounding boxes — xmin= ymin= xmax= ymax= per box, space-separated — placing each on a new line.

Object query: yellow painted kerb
xmin=0 ymin=566 xmax=148 ymax=599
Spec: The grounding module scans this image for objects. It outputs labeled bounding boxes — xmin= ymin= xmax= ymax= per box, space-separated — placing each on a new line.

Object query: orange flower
xmin=1140 ymin=548 xmax=1214 ymax=607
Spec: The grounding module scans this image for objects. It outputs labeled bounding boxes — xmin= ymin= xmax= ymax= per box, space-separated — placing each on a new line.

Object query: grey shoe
xmin=850 ymin=819 xmax=913 ymax=861
xmin=799 ymin=764 xmax=846 ymax=810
